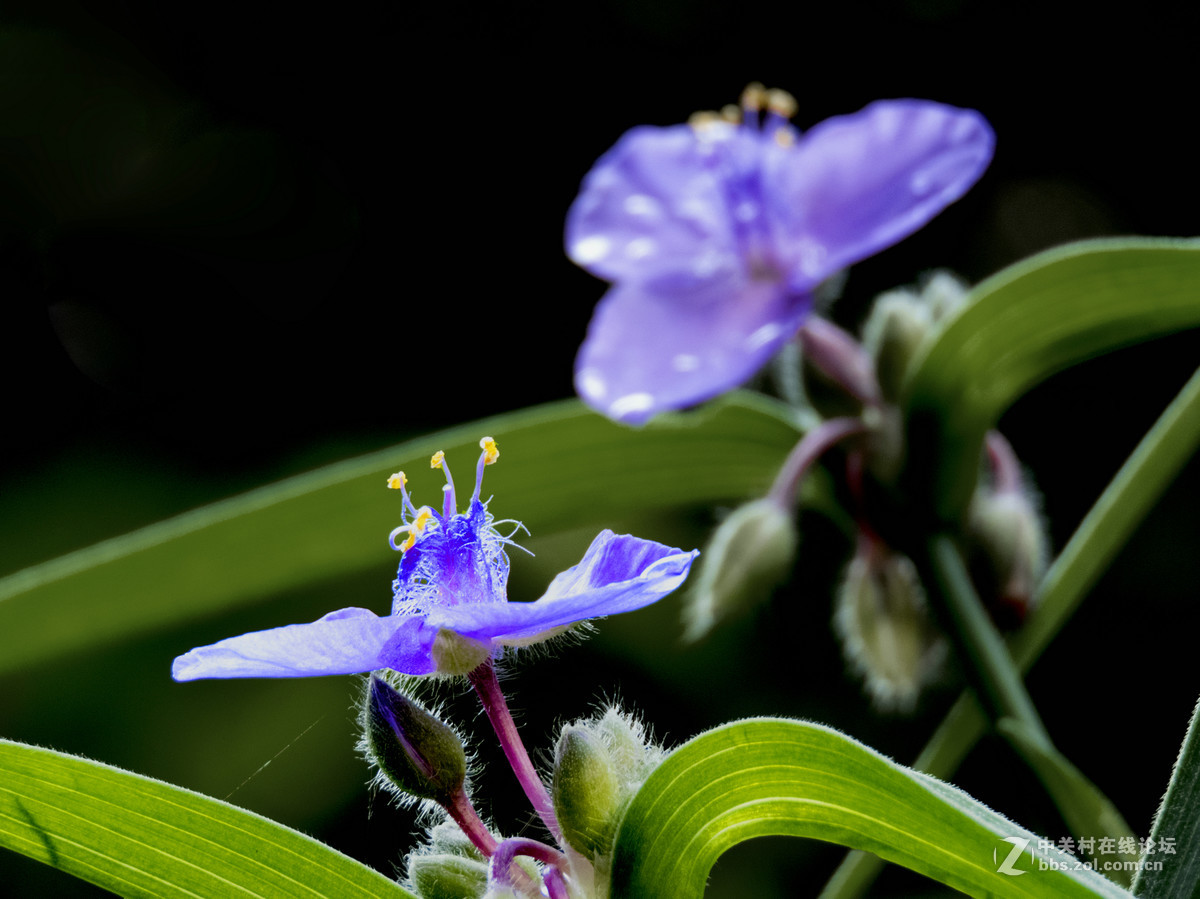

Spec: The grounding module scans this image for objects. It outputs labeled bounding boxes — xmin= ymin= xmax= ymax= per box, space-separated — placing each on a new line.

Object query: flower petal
xmin=574 ymin=274 xmax=810 ymax=423
xmin=769 ymin=99 xmax=994 ymax=287
xmin=427 ymin=531 xmax=697 ymax=644
xmin=565 ymin=123 xmax=743 ymax=288
xmin=171 ymin=607 xmax=406 ymax=680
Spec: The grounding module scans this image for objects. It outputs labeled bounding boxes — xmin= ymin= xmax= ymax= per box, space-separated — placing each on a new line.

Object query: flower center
xmin=688 ymin=83 xmax=799 ymax=284
xmin=388 ymin=438 xmax=515 ymax=614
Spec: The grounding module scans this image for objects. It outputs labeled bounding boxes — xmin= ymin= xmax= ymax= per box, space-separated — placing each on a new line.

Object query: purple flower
xmin=567 ymin=86 xmax=995 ymax=424
xmin=172 ymin=438 xmax=698 ymax=680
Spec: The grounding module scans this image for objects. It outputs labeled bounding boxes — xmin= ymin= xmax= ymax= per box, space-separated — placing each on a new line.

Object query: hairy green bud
xmin=683 ymin=498 xmax=798 ymax=642
xmin=863 ymin=270 xmax=969 ymax=403
xmin=552 ymin=708 xmax=663 ymax=864
xmin=409 ymin=853 xmax=488 ymax=899
xmin=553 ymin=726 xmax=621 ymax=858
xmin=364 ymin=675 xmax=467 ymax=804
xmin=834 ymin=550 xmax=946 ymax=712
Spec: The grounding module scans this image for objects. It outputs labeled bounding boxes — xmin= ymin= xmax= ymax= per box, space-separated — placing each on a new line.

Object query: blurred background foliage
xmin=1 ymin=0 xmax=1198 ymax=896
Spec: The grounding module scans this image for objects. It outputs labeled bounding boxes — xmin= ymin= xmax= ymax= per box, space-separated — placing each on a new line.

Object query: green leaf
xmin=611 ymin=718 xmax=1130 ymax=898
xmin=823 ymin=314 xmax=1200 ymax=897
xmin=0 ymin=394 xmax=805 ymax=677
xmin=0 ymin=738 xmax=413 ymax=898
xmin=997 ymin=718 xmax=1137 ymax=882
xmin=1134 ymin=695 xmax=1200 ymax=899
xmin=902 ymin=237 xmax=1200 ymax=521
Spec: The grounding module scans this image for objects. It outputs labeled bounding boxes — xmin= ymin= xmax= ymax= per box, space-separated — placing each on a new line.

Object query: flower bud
xmin=834 ymin=548 xmax=946 ymax=712
xmin=682 ymin=498 xmax=798 ymax=642
xmin=552 ymin=708 xmax=663 ymax=863
xmin=965 ymin=486 xmax=1048 ymax=628
xmin=364 ymin=675 xmax=467 ymax=804
xmin=862 ymin=271 xmax=969 ymax=403
xmin=553 ymin=727 xmax=620 ymax=859
xmin=409 ymin=853 xmax=488 ymax=899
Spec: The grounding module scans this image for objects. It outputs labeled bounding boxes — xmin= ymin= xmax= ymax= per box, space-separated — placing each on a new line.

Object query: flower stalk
xmin=468 ymin=658 xmax=561 ymax=841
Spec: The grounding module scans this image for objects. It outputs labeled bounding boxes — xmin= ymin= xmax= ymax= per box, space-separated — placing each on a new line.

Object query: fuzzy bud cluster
xmin=552 ymin=708 xmax=664 ymax=867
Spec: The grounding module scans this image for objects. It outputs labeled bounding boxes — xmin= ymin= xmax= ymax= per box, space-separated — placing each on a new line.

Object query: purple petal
xmin=769 ymin=100 xmax=994 ymax=288
xmin=565 ymin=123 xmax=743 ymax=288
xmin=171 ymin=607 xmax=406 ymax=680
xmin=428 ymin=531 xmax=697 ymax=644
xmin=574 ymin=273 xmax=810 ymax=423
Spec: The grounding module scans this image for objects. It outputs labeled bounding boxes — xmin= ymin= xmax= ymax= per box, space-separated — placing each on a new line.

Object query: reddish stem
xmin=467 ymin=659 xmax=561 ymax=840
xmin=767 ymin=416 xmax=868 ymax=509
xmin=490 ymin=837 xmax=571 ymax=898
xmin=443 ymin=787 xmax=499 ymax=857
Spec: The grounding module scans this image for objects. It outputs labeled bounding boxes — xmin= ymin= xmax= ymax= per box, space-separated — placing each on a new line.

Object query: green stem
xmin=919 ymin=533 xmax=1050 ymax=745
xmin=920 ymin=535 xmax=1135 ymax=884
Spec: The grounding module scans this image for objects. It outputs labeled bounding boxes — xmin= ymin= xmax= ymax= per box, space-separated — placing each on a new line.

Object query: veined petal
xmin=171 ymin=607 xmax=406 ymax=681
xmin=574 ymin=274 xmax=810 ymax=424
xmin=426 ymin=531 xmax=697 ymax=644
xmin=566 ymin=123 xmax=742 ymax=288
xmin=769 ymin=99 xmax=994 ymax=287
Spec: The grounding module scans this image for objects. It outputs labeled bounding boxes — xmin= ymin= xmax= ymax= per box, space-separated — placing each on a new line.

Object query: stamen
xmin=387 ymin=470 xmax=420 ymax=519
xmin=740 ymin=82 xmax=767 ymax=114
xmin=480 ymin=436 xmax=499 ymax=465
xmin=388 ymin=506 xmax=435 ymax=553
xmin=431 ymin=450 xmax=457 ymax=516
xmin=720 ymin=104 xmax=741 ymax=124
xmin=765 ymin=88 xmax=797 ymax=119
xmin=388 ymin=526 xmax=409 ymax=552
xmin=687 ymin=110 xmax=723 ymax=133
xmin=471 ymin=436 xmax=500 ymax=504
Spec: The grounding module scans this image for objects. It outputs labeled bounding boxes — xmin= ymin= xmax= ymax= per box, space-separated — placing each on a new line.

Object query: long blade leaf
xmin=0 ymin=394 xmax=804 ymax=676
xmin=0 ymin=738 xmax=413 ymax=898
xmin=611 ymin=718 xmax=1131 ymax=899
xmin=902 ymin=237 xmax=1200 ymax=520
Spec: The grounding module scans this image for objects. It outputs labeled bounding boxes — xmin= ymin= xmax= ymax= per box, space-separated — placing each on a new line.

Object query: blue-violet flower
xmin=172 ymin=438 xmax=698 ymax=680
xmin=567 ymin=86 xmax=994 ymax=423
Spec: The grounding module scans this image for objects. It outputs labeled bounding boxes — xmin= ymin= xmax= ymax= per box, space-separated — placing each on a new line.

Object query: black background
xmin=1 ymin=1 xmax=1198 ymax=896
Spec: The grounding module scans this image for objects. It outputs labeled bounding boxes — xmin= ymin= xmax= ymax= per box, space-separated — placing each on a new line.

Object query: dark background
xmin=1 ymin=1 xmax=1198 ymax=896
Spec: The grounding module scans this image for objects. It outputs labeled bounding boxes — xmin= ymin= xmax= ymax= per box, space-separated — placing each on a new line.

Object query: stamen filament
xmin=432 ymin=450 xmax=457 ymax=516
xmin=471 ymin=436 xmax=499 ymax=504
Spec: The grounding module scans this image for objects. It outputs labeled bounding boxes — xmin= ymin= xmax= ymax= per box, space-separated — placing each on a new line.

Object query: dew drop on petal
xmin=693 ymin=249 xmax=725 ymax=279
xmin=625 ymin=237 xmax=656 ymax=260
xmin=735 ymin=201 xmax=759 ymax=223
xmin=578 ymin=367 xmax=608 ymax=400
xmin=571 ymin=235 xmax=612 ymax=264
xmin=623 ymin=194 xmax=662 ymax=218
xmin=610 ymin=392 xmax=656 ymax=418
xmin=745 ymin=322 xmax=782 ymax=350
xmin=672 ymin=353 xmax=700 ymax=372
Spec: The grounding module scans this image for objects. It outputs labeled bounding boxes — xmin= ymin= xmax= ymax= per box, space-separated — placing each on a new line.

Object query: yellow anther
xmin=387 ymin=471 xmax=407 ymax=490
xmin=740 ymin=82 xmax=767 ymax=112
xmin=397 ymin=507 xmax=434 ymax=553
xmin=765 ymin=88 xmax=798 ymax=119
xmin=720 ymin=104 xmax=741 ymax=124
xmin=479 ymin=436 xmax=499 ymax=465
xmin=413 ymin=507 xmax=433 ymax=532
xmin=687 ymin=110 xmax=723 ymax=131
xmin=431 ymin=450 xmax=445 ymax=469
xmin=774 ymin=128 xmax=796 ymax=148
